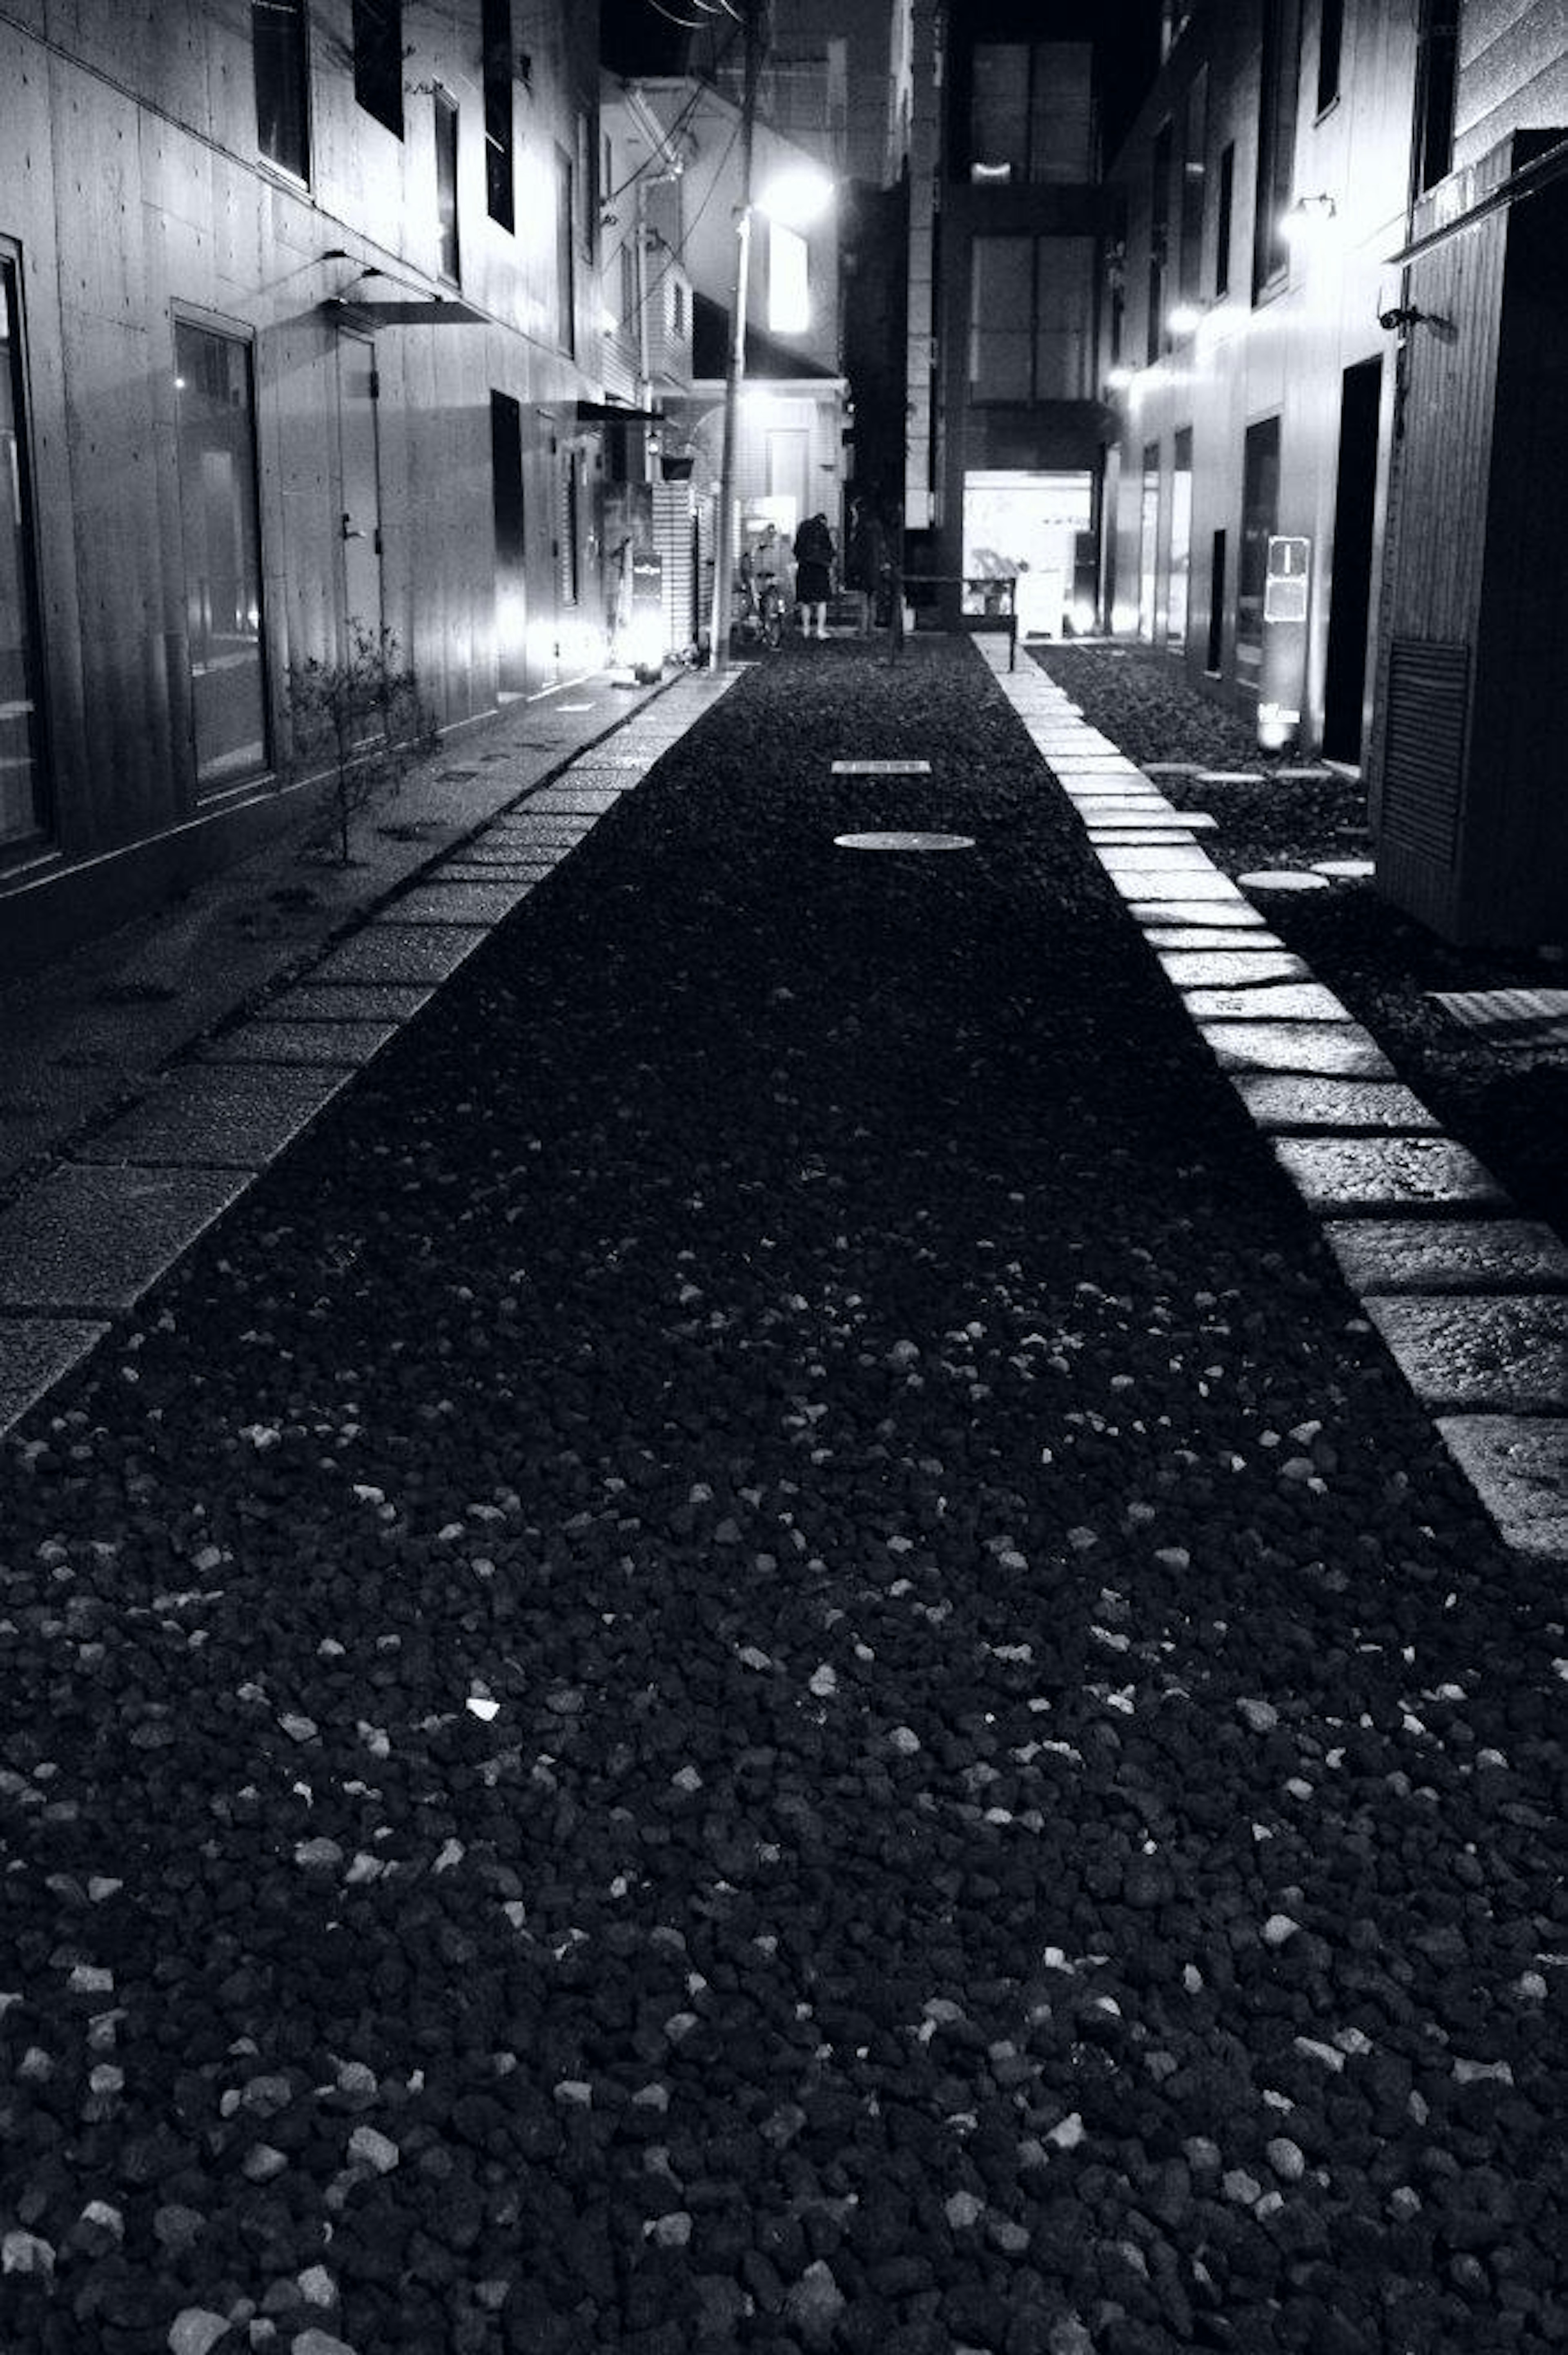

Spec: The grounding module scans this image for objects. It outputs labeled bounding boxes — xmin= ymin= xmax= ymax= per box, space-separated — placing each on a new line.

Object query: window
xmin=434 ymin=91 xmax=460 ymax=283
xmin=967 ymin=43 xmax=1094 ymax=185
xmin=1206 ymin=526 xmax=1227 ymax=672
xmin=352 ymin=0 xmax=402 ymax=138
xmin=482 ymin=0 xmax=514 ymax=230
xmin=174 ymin=319 xmax=268 ymax=790
xmin=969 ymin=236 xmax=1094 ymax=402
xmin=768 ymin=221 xmax=810 ymax=334
xmin=1414 ymin=0 xmax=1459 ymax=192
xmin=1168 ymin=427 xmax=1193 ymax=648
xmin=575 ymin=108 xmax=595 ymax=256
xmin=1252 ymin=0 xmax=1302 ymax=297
xmin=555 ymin=145 xmax=575 ymax=356
xmin=1147 ymin=120 xmax=1171 ymax=360
xmin=252 ymin=0 xmax=309 ymax=179
xmin=1316 ymin=0 xmax=1344 ymax=113
xmin=619 ymin=236 xmax=636 ymax=335
xmin=1138 ymin=442 xmax=1160 ymax=641
xmin=0 ymin=254 xmax=49 ymax=849
xmin=1214 ymin=141 xmax=1235 ymax=296
xmin=1236 ymin=415 xmax=1281 ymax=685
xmin=1178 ymin=69 xmax=1207 ymax=305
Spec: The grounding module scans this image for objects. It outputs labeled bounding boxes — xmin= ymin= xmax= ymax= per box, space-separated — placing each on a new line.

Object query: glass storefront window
xmin=0 ymin=255 xmax=49 ymax=851
xmin=174 ymin=319 xmax=269 ymax=791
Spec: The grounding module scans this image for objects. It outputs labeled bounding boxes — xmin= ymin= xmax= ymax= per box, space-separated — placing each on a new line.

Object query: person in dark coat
xmin=845 ymin=498 xmax=888 ymax=631
xmin=793 ymin=512 xmax=835 ymax=639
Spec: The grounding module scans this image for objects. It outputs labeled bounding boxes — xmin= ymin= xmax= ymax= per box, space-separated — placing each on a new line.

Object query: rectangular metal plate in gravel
xmin=1270 ymin=1135 xmax=1510 ymax=1212
xmin=1435 ymin=1415 xmax=1568 ymax=1557
xmin=1130 ymin=900 xmax=1266 ymax=928
xmin=1199 ymin=1020 xmax=1394 ymax=1076
xmin=268 ymin=984 xmax=434 ymax=1021
xmin=1159 ymin=950 xmax=1311 ymax=986
xmin=1230 ymin=1075 xmax=1437 ymax=1131
xmin=0 ymin=1163 xmax=250 ymax=1313
xmin=316 ymin=927 xmax=490 ymax=985
xmin=72 ymin=1065 xmax=348 ymax=1169
xmin=198 ymin=1019 xmax=398 ymax=1067
xmin=1429 ymin=989 xmax=1568 ymax=1044
xmin=1182 ymin=982 xmax=1354 ymax=1022
xmin=382 ymin=882 xmax=534 ymax=925
xmin=831 ymin=759 xmax=933 ymax=774
xmin=0 ymin=1316 xmax=111 ymax=1435
xmin=1364 ymin=1294 xmax=1568 ymax=1415
xmin=1323 ymin=1217 xmax=1568 ymax=1293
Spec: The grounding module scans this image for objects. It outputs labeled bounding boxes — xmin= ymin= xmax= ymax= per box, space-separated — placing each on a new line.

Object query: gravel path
xmin=1030 ymin=644 xmax=1568 ymax=1246
xmin=1 ymin=642 xmax=1564 ymax=2355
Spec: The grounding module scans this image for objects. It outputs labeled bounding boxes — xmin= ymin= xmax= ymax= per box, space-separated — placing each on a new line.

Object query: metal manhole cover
xmin=834 ymin=832 xmax=974 ymax=852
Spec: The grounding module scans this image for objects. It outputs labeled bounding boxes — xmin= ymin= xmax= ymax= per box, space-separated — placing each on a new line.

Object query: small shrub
xmin=285 ymin=622 xmax=440 ymax=864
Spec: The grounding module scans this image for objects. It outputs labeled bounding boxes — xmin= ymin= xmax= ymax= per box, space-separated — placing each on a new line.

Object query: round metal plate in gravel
xmin=834 ymin=831 xmax=975 ymax=852
xmin=1238 ymin=869 xmax=1332 ymax=891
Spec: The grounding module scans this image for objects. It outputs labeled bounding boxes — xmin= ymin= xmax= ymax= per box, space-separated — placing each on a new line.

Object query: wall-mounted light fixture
xmin=1166 ymin=302 xmax=1203 ymax=337
xmin=1282 ymin=192 xmax=1339 ymax=245
xmin=1105 ymin=365 xmax=1136 ymax=392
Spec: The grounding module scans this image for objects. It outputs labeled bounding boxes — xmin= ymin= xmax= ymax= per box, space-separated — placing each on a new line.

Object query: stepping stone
xmin=386 ymin=881 xmax=535 ymax=925
xmin=1312 ymin=859 xmax=1375 ymax=879
xmin=1147 ymin=925 xmax=1284 ymax=950
xmin=1099 ymin=854 xmax=1220 ymax=881
xmin=1430 ymin=988 xmax=1568 ymax=1044
xmin=0 ymin=1164 xmax=250 ymax=1313
xmin=1364 ymin=1295 xmax=1568 ymax=1415
xmin=1093 ymin=832 xmax=1215 ymax=848
xmin=1130 ymin=901 xmax=1267 ymax=928
xmin=73 ymin=1065 xmax=348 ymax=1169
xmin=1114 ymin=873 xmax=1250 ymax=903
xmin=576 ymin=756 xmax=651 ymax=769
xmin=1230 ymin=1075 xmax=1437 ymax=1131
xmin=1435 ymin=1416 xmax=1568 ymax=1558
xmin=312 ymin=928 xmax=491 ymax=986
xmin=1086 ymin=812 xmax=1218 ymax=832
xmin=443 ymin=841 xmax=558 ymax=868
xmin=1270 ymin=1135 xmax=1510 ymax=1211
xmin=1276 ymin=766 xmax=1336 ymax=780
xmin=435 ymin=863 xmax=543 ymax=885
xmin=1200 ymin=1020 xmax=1394 ymax=1076
xmin=271 ymin=984 xmax=433 ymax=1021
xmin=1323 ymin=1217 xmax=1568 ymax=1293
xmin=1158 ymin=950 xmax=1310 ymax=986
xmin=1238 ymin=869 xmax=1332 ymax=892
xmin=198 ymin=1018 xmax=397 ymax=1067
xmin=1184 ymin=982 xmax=1352 ymax=1021
xmin=0 ymin=1317 xmax=111 ymax=1434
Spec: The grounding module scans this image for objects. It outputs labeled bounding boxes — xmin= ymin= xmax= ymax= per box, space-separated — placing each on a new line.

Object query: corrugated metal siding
xmin=1380 ymin=638 xmax=1470 ymax=864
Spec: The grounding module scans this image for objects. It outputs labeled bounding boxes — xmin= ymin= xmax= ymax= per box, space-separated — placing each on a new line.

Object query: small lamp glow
xmin=1167 ymin=302 xmax=1203 ymax=337
xmin=756 ymin=163 xmax=835 ymax=228
xmin=1283 ymin=192 xmax=1338 ymax=245
xmin=1105 ymin=366 xmax=1136 ymax=392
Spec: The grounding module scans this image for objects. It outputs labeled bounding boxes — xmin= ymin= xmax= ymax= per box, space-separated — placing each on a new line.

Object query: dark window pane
xmin=174 ymin=321 xmax=269 ymax=789
xmin=1237 ymin=415 xmax=1281 ymax=679
xmin=1034 ymin=237 xmax=1093 ymax=397
xmin=483 ymin=0 xmax=515 ymax=228
xmin=1178 ymin=68 xmax=1206 ymax=302
xmin=1215 ymin=140 xmax=1234 ymax=295
xmin=1316 ymin=0 xmax=1344 ymax=112
xmin=969 ymin=236 xmax=1033 ymax=397
xmin=1416 ymin=0 xmax=1459 ymax=190
xmin=253 ymin=0 xmax=309 ymax=178
xmin=352 ymin=0 xmax=403 ymax=138
xmin=1147 ymin=119 xmax=1172 ymax=359
xmin=0 ymin=256 xmax=50 ymax=847
xmin=435 ymin=91 xmax=460 ymax=281
xmin=970 ymin=44 xmax=1029 ymax=180
xmin=556 ymin=146 xmax=575 ymax=355
xmin=1252 ymin=0 xmax=1301 ymax=296
xmin=1139 ymin=440 xmax=1160 ymax=640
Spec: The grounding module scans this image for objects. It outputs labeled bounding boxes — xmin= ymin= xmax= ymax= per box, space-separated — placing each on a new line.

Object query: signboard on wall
xmin=1259 ymin=535 xmax=1310 ymax=749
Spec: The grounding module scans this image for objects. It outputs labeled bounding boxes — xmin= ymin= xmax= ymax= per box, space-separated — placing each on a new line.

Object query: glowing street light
xmin=1282 ymin=192 xmax=1339 ymax=247
xmin=1166 ymin=301 xmax=1203 ymax=337
xmin=757 ymin=161 xmax=834 ymax=229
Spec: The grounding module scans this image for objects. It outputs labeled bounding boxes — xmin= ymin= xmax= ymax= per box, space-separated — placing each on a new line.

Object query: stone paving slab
xmin=1146 ymin=925 xmax=1285 ymax=950
xmin=1271 ymin=1135 xmax=1510 ymax=1211
xmin=1092 ymin=832 xmax=1216 ymax=849
xmin=1083 ymin=813 xmax=1218 ymax=832
xmin=1323 ymin=1217 xmax=1568 ymax=1293
xmin=1435 ymin=1416 xmax=1568 ymax=1558
xmin=1363 ymin=1294 xmax=1568 ymax=1414
xmin=385 ymin=881 xmax=536 ymax=925
xmin=0 ymin=1316 xmax=111 ymax=1434
xmin=269 ymin=984 xmax=435 ymax=1022
xmin=1183 ymin=982 xmax=1354 ymax=1022
xmin=445 ymin=842 xmax=563 ymax=868
xmin=0 ymin=1163 xmax=250 ymax=1312
xmin=314 ymin=928 xmax=492 ymax=986
xmin=488 ymin=813 xmax=594 ymax=839
xmin=1098 ymin=845 xmax=1222 ymax=868
xmin=1231 ymin=1075 xmax=1439 ymax=1131
xmin=1130 ymin=901 xmax=1267 ymax=928
xmin=1159 ymin=950 xmax=1311 ymax=986
xmin=197 ymin=1019 xmax=398 ymax=1067
xmin=1199 ymin=1021 xmax=1395 ymax=1076
xmin=524 ymin=788 xmax=621 ymax=813
xmin=434 ymin=862 xmax=548 ymax=885
xmin=72 ymin=1064 xmax=347 ymax=1169
xmin=1111 ymin=874 xmax=1253 ymax=904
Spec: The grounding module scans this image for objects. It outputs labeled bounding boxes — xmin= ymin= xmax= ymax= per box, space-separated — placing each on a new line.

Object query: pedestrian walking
xmin=845 ymin=498 xmax=887 ymax=630
xmin=793 ymin=511 xmax=835 ymax=640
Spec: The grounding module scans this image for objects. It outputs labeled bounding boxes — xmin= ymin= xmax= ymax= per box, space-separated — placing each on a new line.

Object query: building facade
xmin=1100 ymin=0 xmax=1568 ymax=945
xmin=1 ymin=0 xmax=605 ymax=970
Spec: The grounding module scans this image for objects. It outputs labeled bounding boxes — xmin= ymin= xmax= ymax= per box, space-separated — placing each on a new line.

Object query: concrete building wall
xmin=0 ymin=0 xmax=603 ymax=968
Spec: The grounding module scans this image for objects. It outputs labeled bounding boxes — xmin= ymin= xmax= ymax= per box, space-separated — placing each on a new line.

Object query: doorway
xmin=1322 ymin=355 xmax=1382 ymax=761
xmin=334 ymin=332 xmax=384 ymax=646
xmin=490 ymin=392 xmax=528 ymax=698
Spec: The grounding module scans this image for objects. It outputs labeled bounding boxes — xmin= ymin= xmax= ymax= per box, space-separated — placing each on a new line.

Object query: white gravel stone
xmin=1046 ymin=2111 xmax=1085 ymax=2149
xmin=1261 ymin=1914 xmax=1300 ymax=1946
xmin=296 ymin=2267 xmax=336 ymax=2306
xmin=889 ymin=1725 xmax=922 ymax=1753
xmin=347 ymin=2125 xmax=399 ymax=2172
xmin=1267 ymin=2137 xmax=1306 ymax=2181
xmin=2 ymin=2230 xmax=55 ymax=2275
xmin=1237 ymin=1699 xmax=1279 ymax=1732
xmin=294 ymin=1838 xmax=343 ymax=1873
xmin=167 ymin=2313 xmax=229 ymax=2355
xmin=808 ymin=1663 xmax=838 ymax=1697
xmin=1223 ymin=2170 xmax=1263 ymax=2206
xmin=945 ymin=2190 xmax=984 ymax=2228
xmin=293 ymin=2333 xmax=361 ymax=2355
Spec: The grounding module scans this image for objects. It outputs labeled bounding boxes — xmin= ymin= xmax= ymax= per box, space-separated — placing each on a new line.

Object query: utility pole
xmin=708 ymin=0 xmax=764 ymax=671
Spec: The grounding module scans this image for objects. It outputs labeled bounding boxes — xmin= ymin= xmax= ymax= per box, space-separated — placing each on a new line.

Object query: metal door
xmin=335 ymin=332 xmax=383 ymax=645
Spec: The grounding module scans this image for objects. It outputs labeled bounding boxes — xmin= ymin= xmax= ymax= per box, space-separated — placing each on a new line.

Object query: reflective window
xmin=352 ymin=0 xmax=403 ymax=138
xmin=0 ymin=256 xmax=48 ymax=849
xmin=174 ymin=320 xmax=269 ymax=792
xmin=483 ymin=0 xmax=514 ymax=228
xmin=969 ymin=236 xmax=1093 ymax=401
xmin=968 ymin=43 xmax=1093 ymax=184
xmin=1237 ymin=415 xmax=1281 ymax=684
xmin=252 ymin=0 xmax=310 ymax=180
xmin=434 ymin=89 xmax=460 ymax=282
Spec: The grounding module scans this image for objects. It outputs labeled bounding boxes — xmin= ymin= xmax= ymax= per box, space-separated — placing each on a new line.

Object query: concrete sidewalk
xmin=0 ymin=662 xmax=734 ymax=1434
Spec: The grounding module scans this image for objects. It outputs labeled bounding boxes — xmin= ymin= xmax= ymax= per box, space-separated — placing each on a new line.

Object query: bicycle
xmin=733 ymin=569 xmax=786 ymax=652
